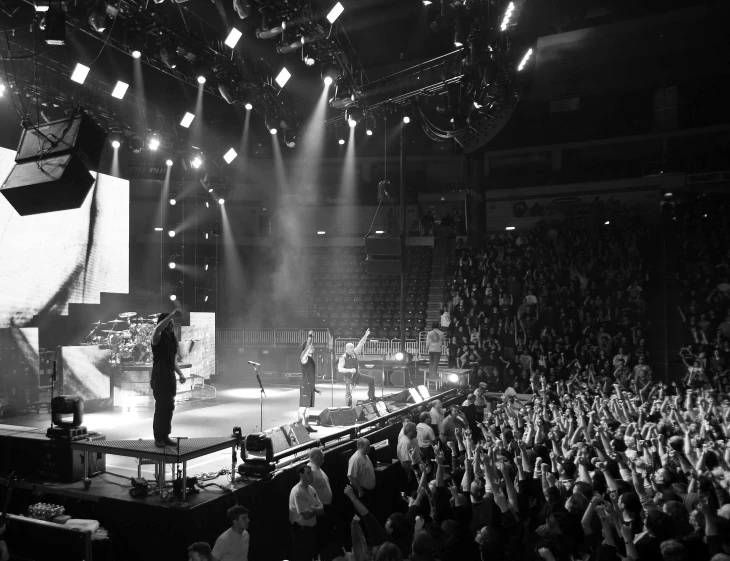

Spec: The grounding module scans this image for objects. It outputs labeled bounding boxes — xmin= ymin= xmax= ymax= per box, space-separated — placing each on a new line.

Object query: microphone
xmin=248 ymin=361 xmax=261 ymax=366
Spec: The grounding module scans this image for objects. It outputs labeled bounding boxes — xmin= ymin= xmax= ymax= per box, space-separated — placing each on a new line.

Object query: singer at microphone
xmin=298 ymin=330 xmax=319 ymax=433
xmin=248 ymin=361 xmax=261 ymax=367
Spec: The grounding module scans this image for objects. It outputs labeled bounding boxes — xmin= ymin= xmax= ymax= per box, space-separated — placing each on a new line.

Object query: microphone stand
xmin=252 ymin=364 xmax=266 ymax=432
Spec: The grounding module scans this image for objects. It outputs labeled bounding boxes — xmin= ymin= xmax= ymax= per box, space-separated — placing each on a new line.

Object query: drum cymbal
xmin=100 ymin=329 xmax=119 ymax=333
xmin=90 ymin=320 xmax=106 ymax=325
xmin=107 ymin=319 xmax=125 ymax=323
xmin=119 ymin=312 xmax=137 ymax=318
xmin=148 ymin=313 xmax=161 ymax=319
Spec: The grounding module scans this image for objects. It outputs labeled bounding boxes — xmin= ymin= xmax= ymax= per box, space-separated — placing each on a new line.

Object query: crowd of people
xmin=184 ymin=210 xmax=730 ymax=561
xmin=675 ymin=198 xmax=730 ymax=392
xmin=437 ymin=217 xmax=651 ymax=396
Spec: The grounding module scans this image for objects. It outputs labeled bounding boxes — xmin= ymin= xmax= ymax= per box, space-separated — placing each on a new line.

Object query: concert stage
xmin=0 ymin=382 xmax=463 ymax=561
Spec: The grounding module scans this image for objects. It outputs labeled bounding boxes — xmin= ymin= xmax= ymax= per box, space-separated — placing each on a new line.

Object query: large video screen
xmin=0 ymin=146 xmax=129 ymax=327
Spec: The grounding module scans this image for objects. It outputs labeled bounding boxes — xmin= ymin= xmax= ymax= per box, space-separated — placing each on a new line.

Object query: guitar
xmin=0 ymin=472 xmax=16 ymax=561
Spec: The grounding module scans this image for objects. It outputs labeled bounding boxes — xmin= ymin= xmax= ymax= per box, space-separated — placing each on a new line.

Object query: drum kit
xmin=83 ymin=312 xmax=160 ymax=365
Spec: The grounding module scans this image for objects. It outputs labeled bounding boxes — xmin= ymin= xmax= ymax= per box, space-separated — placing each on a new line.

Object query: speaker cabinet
xmin=282 ymin=423 xmax=311 ymax=446
xmin=319 ymin=407 xmax=358 ymax=426
xmin=1 ymin=112 xmax=107 ymax=216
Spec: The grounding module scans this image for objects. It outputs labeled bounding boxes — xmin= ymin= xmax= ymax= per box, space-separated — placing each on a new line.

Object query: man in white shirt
xmin=347 ymin=438 xmax=376 ymax=500
xmin=416 ymin=412 xmax=436 ymax=460
xmin=289 ymin=464 xmax=323 ymax=561
xmin=307 ymin=447 xmax=331 ymax=506
xmin=426 ymin=321 xmax=445 ymax=379
xmin=212 ymin=505 xmax=250 ymax=561
xmin=397 ymin=422 xmax=421 ymax=491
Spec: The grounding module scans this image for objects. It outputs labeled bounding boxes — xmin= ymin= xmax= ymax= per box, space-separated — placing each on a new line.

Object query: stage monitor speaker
xmin=264 ymin=427 xmax=291 ymax=455
xmin=369 ymin=440 xmax=392 ymax=465
xmin=387 ymin=368 xmax=407 ymax=388
xmin=1 ymin=111 xmax=107 ymax=216
xmin=282 ymin=423 xmax=311 ymax=446
xmin=366 ymin=255 xmax=402 ymax=275
xmin=319 ymin=407 xmax=357 ymax=426
xmin=389 ymin=389 xmax=413 ymax=403
xmin=354 ymin=403 xmax=379 ymax=422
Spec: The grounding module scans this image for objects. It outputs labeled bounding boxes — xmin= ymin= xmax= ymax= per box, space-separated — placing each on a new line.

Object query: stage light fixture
xmin=166 ymin=159 xmax=173 ymax=166
xmin=154 ymin=227 xmax=163 ymax=231
xmin=505 ymin=226 xmax=515 ymax=230
xmin=70 ymin=63 xmax=90 ymax=84
xmin=277 ymin=25 xmax=304 ymax=54
xmin=275 ymin=67 xmax=291 ymax=88
xmin=129 ymin=134 xmax=144 ymax=153
xmin=233 ymin=0 xmax=251 ymax=19
xmin=501 ymin=1 xmax=515 ymax=31
xmin=394 ymin=352 xmax=404 ymax=361
xmin=218 ymin=82 xmax=235 ymax=104
xmin=88 ymin=7 xmax=107 ymax=32
xmin=517 ymin=48 xmax=533 ymax=71
xmin=256 ymin=8 xmax=284 ymax=39
xmin=180 ymin=112 xmax=195 ymax=128
xmin=365 ymin=117 xmax=375 ymax=135
xmin=168 ymin=261 xmax=176 ymax=269
xmin=284 ymin=131 xmax=297 ymax=148
xmin=111 ymin=139 xmax=120 ymax=148
xmin=448 ymin=373 xmax=459 ymax=383
xmin=321 ymin=65 xmax=338 ymax=86
xmin=191 ymin=156 xmax=202 ymax=169
xmin=204 ymin=295 xmax=209 ymax=302
xmin=169 ymin=198 xmax=177 ymax=205
xmin=269 ymin=125 xmax=278 ymax=135
xmin=35 ymin=3 xmax=49 ymax=11
xmin=170 ymin=295 xmax=177 ymax=301
xmin=403 ymin=115 xmax=410 ymax=124
xmin=223 ymin=148 xmax=237 ymax=164
xmin=218 ymin=198 xmax=225 ymax=205
xmin=375 ymin=230 xmax=384 ymax=234
xmin=453 ymin=20 xmax=464 ymax=47
xmin=326 ymin=2 xmax=344 ymax=23
xmin=225 ymin=28 xmax=243 ymax=48
xmin=160 ymin=46 xmax=179 ymax=69
xmin=335 ymin=126 xmax=346 ymax=145
xmin=317 ymin=231 xmax=326 ymax=235
xmin=303 ymin=54 xmax=315 ymax=66
xmin=422 ymin=0 xmax=432 ymax=4
xmin=168 ymin=230 xmax=176 ymax=237
xmin=44 ymin=10 xmax=66 ymax=45
xmin=194 ymin=62 xmax=211 ymax=85
xmin=111 ymin=80 xmax=129 ymax=99
xmin=265 ymin=113 xmax=278 ymax=134
xmin=149 ymin=136 xmax=160 ymax=151
xmin=346 ymin=107 xmax=363 ymax=128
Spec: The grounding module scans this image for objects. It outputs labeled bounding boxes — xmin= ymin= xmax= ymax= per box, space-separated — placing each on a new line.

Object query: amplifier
xmin=3 ymin=432 xmax=106 ymax=483
xmin=319 ymin=407 xmax=358 ymax=426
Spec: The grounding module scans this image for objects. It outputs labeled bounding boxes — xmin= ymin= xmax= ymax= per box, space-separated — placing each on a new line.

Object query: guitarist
xmin=298 ymin=331 xmax=320 ymax=433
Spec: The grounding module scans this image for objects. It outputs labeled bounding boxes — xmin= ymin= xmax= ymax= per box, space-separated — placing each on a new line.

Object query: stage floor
xmin=4 ymin=381 xmax=382 ymax=481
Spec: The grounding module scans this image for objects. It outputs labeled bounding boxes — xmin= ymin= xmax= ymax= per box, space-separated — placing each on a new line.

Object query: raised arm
xmin=354 ymin=329 xmax=371 ymax=354
xmin=152 ymin=309 xmax=180 ymax=345
xmin=300 ymin=331 xmax=314 ymax=363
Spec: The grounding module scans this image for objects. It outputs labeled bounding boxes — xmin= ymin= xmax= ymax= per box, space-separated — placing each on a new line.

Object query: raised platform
xmin=0 ymin=384 xmax=464 ymax=561
xmin=71 ymin=436 xmax=239 ymax=499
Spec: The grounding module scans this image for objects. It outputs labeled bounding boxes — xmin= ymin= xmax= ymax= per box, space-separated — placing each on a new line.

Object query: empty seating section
xmin=301 ymin=246 xmax=432 ymax=339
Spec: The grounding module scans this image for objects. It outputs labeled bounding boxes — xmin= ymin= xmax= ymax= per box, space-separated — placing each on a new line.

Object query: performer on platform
xmin=151 ymin=309 xmax=187 ymax=448
xmin=338 ymin=329 xmax=374 ymax=408
xmin=299 ymin=330 xmax=320 ymax=433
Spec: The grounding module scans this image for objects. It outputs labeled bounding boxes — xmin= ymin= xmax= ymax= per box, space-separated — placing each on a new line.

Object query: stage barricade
xmin=216 ymin=329 xmax=245 ymax=346
xmin=244 ymin=329 xmax=274 ymax=346
xmin=274 ymin=328 xmax=302 ymax=345
xmin=364 ymin=339 xmax=390 ymax=356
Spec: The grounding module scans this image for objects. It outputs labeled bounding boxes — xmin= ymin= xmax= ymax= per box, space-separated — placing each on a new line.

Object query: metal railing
xmin=216 ymin=328 xmax=447 ymax=358
xmin=217 ymin=328 xmax=330 ymax=347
